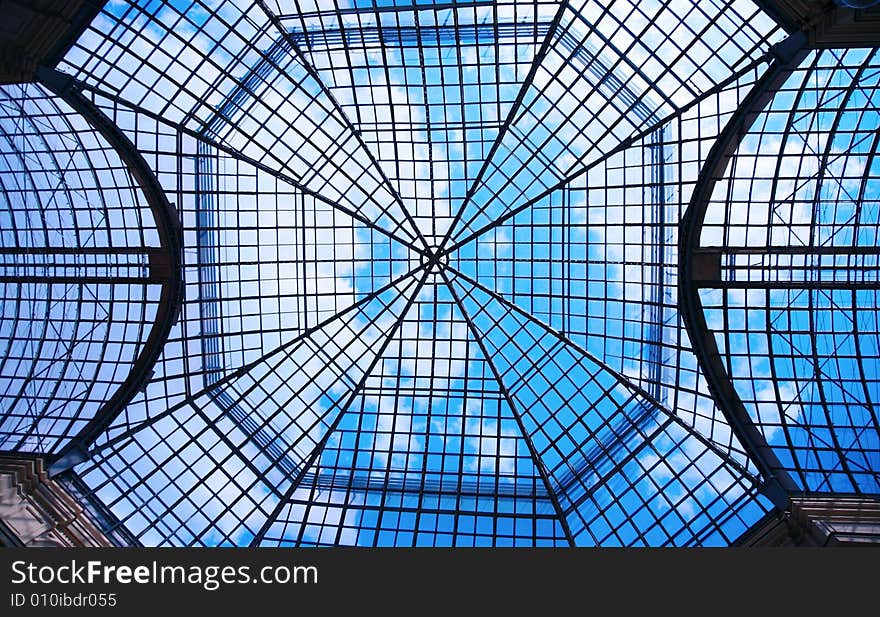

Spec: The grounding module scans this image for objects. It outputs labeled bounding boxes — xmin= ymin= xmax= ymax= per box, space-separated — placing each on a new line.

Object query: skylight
xmin=1 ymin=0 xmax=876 ymax=547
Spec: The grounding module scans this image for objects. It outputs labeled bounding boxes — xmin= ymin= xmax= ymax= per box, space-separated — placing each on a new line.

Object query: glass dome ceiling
xmin=0 ymin=0 xmax=877 ymax=546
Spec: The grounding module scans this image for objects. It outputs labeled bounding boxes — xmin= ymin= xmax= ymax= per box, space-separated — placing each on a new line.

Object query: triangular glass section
xmin=282 ymin=1 xmax=553 ymax=243
xmin=75 ymin=90 xmax=421 ymax=441
xmin=448 ymin=272 xmax=763 ymax=545
xmin=446 ymin=0 xmax=781 ymax=244
xmin=73 ymin=272 xmax=422 ymax=545
xmin=257 ymin=275 xmax=568 ymax=546
xmin=60 ymin=0 xmax=422 ymax=242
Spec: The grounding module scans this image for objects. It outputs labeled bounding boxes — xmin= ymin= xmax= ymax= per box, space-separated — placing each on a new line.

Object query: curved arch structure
xmin=681 ymin=45 xmax=880 ymax=496
xmin=0 ymin=0 xmax=877 ymax=546
xmin=0 ymin=75 xmax=182 ymax=461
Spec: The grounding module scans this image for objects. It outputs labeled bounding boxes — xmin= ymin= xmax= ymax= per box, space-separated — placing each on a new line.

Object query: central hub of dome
xmin=421 ymin=245 xmax=448 ymax=273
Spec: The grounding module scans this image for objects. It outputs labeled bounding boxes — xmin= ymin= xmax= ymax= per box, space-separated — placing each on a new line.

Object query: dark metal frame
xmin=679 ymin=32 xmax=880 ymax=500
xmin=2 ymin=0 xmax=876 ymax=546
xmin=0 ymin=74 xmax=183 ymax=463
xmin=43 ymin=0 xmax=786 ymax=546
xmin=35 ymin=68 xmax=184 ymax=472
xmin=679 ymin=33 xmax=808 ymax=506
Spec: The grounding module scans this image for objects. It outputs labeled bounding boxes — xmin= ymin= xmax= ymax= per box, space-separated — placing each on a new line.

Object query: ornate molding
xmin=737 ymin=496 xmax=880 ymax=546
xmin=0 ymin=455 xmax=111 ymax=547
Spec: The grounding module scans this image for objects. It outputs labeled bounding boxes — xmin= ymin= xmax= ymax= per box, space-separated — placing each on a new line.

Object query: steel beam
xmin=678 ymin=34 xmax=811 ymax=506
xmin=36 ymin=68 xmax=184 ymax=473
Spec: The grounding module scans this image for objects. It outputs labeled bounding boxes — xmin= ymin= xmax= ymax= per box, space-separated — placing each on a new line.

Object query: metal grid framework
xmin=684 ymin=47 xmax=880 ymax=495
xmin=0 ymin=80 xmax=179 ymax=456
xmin=0 ymin=0 xmax=876 ymax=546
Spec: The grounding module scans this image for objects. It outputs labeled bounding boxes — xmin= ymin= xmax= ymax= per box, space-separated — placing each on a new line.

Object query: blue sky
xmin=1 ymin=0 xmax=875 ymax=545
